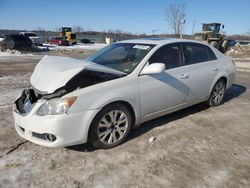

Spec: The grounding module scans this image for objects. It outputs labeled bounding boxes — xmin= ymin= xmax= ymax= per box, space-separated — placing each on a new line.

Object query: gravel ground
xmin=0 ymin=51 xmax=250 ymax=188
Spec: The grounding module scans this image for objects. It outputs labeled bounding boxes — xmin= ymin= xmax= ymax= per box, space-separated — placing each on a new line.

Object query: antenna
xmin=180 ymin=19 xmax=185 ymax=39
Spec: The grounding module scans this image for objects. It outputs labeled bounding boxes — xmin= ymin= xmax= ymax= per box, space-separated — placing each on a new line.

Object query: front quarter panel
xmin=66 ymin=76 xmax=140 ymax=120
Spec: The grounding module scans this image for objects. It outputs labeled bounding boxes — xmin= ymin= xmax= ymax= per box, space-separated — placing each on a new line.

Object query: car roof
xmin=116 ymin=38 xmax=204 ymax=46
xmin=20 ymin=32 xmax=36 ymax=34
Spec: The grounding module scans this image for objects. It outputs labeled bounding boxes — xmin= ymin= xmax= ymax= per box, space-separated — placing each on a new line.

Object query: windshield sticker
xmin=133 ymin=45 xmax=151 ymax=50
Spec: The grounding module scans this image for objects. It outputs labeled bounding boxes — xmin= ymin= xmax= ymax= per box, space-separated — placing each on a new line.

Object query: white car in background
xmin=13 ymin=38 xmax=236 ymax=149
xmin=0 ymin=34 xmax=5 ymax=42
xmin=20 ymin=32 xmax=42 ymax=46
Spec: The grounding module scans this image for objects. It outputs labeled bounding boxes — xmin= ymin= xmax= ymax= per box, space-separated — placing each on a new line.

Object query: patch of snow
xmin=0 ymin=49 xmax=33 ymax=57
xmin=41 ymin=43 xmax=107 ymax=51
xmin=149 ymin=136 xmax=156 ymax=143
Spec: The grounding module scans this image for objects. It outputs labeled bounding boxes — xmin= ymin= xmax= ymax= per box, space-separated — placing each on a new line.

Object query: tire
xmin=222 ymin=40 xmax=229 ymax=53
xmin=88 ymin=103 xmax=133 ymax=149
xmin=210 ymin=41 xmax=219 ymax=49
xmin=5 ymin=34 xmax=32 ymax=50
xmin=5 ymin=38 xmax=15 ymax=49
xmin=208 ymin=79 xmax=226 ymax=107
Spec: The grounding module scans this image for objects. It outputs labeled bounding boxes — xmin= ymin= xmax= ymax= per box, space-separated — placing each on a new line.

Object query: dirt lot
xmin=0 ymin=50 xmax=250 ymax=188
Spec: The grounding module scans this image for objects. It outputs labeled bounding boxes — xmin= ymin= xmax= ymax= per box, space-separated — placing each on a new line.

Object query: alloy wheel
xmin=97 ymin=110 xmax=129 ymax=145
xmin=212 ymin=81 xmax=225 ymax=104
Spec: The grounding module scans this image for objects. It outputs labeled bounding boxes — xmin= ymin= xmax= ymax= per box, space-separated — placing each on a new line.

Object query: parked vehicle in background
xmin=0 ymin=33 xmax=5 ymax=42
xmin=81 ymin=38 xmax=94 ymax=44
xmin=227 ymin=40 xmax=237 ymax=49
xmin=47 ymin=36 xmax=69 ymax=46
xmin=60 ymin=27 xmax=77 ymax=45
xmin=20 ymin=32 xmax=42 ymax=46
xmin=235 ymin=40 xmax=250 ymax=46
xmin=13 ymin=38 xmax=236 ymax=149
xmin=194 ymin=23 xmax=228 ymax=53
xmin=4 ymin=34 xmax=32 ymax=50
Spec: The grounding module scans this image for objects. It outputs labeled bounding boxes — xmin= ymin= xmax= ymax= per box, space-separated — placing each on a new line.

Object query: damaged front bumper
xmin=13 ymin=88 xmax=99 ymax=148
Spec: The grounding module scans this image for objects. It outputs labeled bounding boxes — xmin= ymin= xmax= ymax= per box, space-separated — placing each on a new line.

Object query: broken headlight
xmin=37 ymin=97 xmax=77 ymax=116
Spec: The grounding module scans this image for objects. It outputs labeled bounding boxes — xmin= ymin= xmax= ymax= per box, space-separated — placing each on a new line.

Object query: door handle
xmin=180 ymin=74 xmax=189 ymax=79
xmin=213 ymin=67 xmax=219 ymax=71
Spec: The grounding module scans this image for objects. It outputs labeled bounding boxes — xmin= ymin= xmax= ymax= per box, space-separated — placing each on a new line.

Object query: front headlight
xmin=37 ymin=97 xmax=77 ymax=116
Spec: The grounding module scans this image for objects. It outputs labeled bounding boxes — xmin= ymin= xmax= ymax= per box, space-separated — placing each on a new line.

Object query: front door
xmin=138 ymin=43 xmax=190 ymax=117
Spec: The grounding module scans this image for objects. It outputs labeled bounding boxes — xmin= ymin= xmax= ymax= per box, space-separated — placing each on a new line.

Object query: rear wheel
xmin=210 ymin=41 xmax=219 ymax=49
xmin=89 ymin=103 xmax=133 ymax=149
xmin=222 ymin=40 xmax=229 ymax=53
xmin=5 ymin=38 xmax=15 ymax=49
xmin=208 ymin=79 xmax=226 ymax=107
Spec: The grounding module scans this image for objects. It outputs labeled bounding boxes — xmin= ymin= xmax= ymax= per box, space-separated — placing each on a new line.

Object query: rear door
xmin=182 ymin=42 xmax=219 ymax=101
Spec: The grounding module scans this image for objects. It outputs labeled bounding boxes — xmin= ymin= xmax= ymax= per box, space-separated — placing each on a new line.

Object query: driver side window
xmin=149 ymin=44 xmax=182 ymax=69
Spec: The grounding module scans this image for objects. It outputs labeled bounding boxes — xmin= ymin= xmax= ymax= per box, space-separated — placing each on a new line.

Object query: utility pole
xmin=192 ymin=19 xmax=196 ymax=36
xmin=180 ymin=19 xmax=185 ymax=39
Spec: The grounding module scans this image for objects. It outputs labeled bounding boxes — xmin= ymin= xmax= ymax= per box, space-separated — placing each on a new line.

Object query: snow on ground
xmin=0 ymin=50 xmax=33 ymax=57
xmin=0 ymin=55 xmax=250 ymax=187
xmin=40 ymin=43 xmax=107 ymax=51
xmin=1 ymin=72 xmax=250 ymax=187
xmin=227 ymin=44 xmax=250 ymax=58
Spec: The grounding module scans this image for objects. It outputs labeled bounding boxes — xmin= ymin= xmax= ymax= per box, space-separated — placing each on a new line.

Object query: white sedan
xmin=13 ymin=38 xmax=236 ymax=149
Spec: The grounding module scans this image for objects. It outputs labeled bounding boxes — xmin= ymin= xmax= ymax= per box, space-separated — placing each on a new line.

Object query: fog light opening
xmin=45 ymin=134 xmax=56 ymax=142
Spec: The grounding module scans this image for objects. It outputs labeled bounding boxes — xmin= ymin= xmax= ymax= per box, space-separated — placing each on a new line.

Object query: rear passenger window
xmin=183 ymin=43 xmax=209 ymax=64
xmin=149 ymin=44 xmax=182 ymax=69
xmin=206 ymin=46 xmax=217 ymax=61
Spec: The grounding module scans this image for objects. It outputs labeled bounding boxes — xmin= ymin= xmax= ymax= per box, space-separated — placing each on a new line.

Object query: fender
xmin=209 ymin=70 xmax=228 ymax=95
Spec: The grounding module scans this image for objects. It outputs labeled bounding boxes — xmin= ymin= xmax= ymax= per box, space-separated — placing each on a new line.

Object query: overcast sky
xmin=0 ymin=0 xmax=249 ymax=35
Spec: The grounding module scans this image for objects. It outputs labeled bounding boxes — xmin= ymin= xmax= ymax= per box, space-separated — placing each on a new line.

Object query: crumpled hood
xmin=30 ymin=55 xmax=125 ymax=94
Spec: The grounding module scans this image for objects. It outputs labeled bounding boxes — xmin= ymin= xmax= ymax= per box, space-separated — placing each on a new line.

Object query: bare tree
xmin=246 ymin=29 xmax=250 ymax=36
xmin=165 ymin=2 xmax=186 ymax=37
xmin=54 ymin=27 xmax=61 ymax=32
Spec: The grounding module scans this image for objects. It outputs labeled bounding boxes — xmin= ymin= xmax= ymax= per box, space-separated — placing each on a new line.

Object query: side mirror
xmin=222 ymin=25 xmax=225 ymax=29
xmin=140 ymin=63 xmax=165 ymax=75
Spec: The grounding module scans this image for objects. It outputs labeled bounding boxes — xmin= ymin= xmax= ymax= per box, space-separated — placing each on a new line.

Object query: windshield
xmin=24 ymin=33 xmax=37 ymax=37
xmin=87 ymin=43 xmax=155 ymax=74
xmin=203 ymin=24 xmax=221 ymax=33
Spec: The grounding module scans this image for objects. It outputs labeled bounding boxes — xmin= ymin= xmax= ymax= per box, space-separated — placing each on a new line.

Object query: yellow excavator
xmin=59 ymin=27 xmax=77 ymax=45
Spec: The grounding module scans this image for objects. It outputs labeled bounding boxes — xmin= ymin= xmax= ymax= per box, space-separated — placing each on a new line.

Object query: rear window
xmin=206 ymin=46 xmax=217 ymax=61
xmin=183 ymin=43 xmax=216 ymax=64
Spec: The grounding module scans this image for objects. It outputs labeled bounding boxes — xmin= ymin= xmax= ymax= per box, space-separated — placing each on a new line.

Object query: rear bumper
xmin=13 ymin=103 xmax=99 ymax=148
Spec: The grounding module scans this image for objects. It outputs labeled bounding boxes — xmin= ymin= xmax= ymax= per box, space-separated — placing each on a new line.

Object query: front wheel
xmin=88 ymin=103 xmax=133 ymax=149
xmin=208 ymin=79 xmax=226 ymax=107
